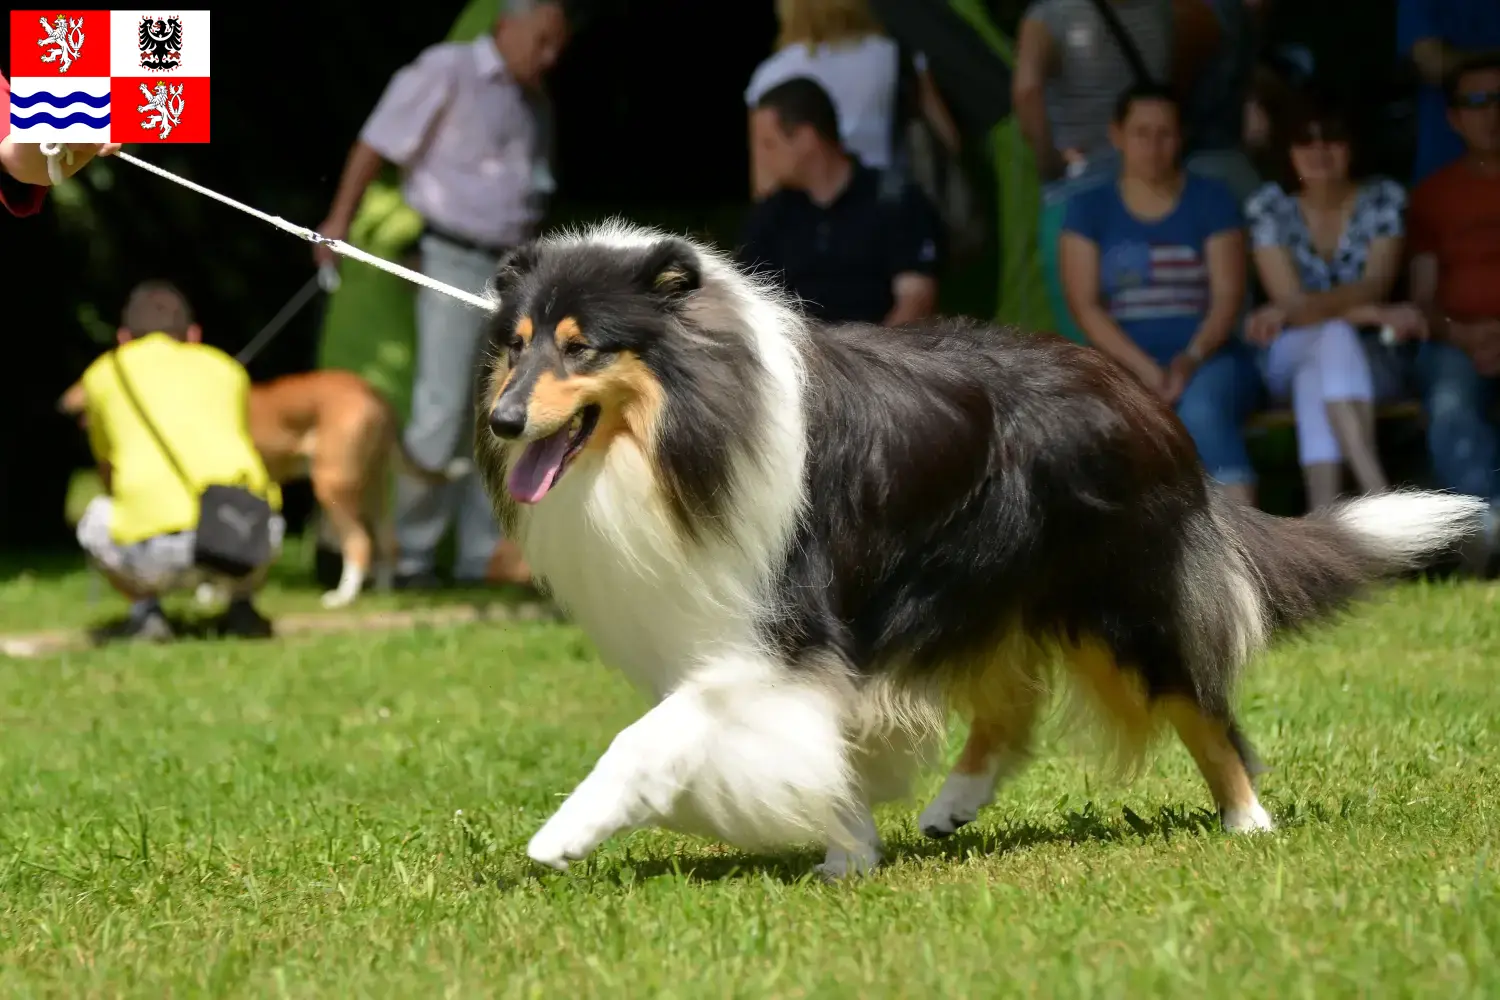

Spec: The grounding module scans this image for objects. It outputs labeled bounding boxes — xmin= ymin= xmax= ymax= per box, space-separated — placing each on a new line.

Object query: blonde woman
xmin=745 ymin=0 xmax=903 ymax=198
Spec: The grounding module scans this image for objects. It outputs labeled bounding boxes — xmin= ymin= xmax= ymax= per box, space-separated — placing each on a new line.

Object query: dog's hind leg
xmin=315 ymin=476 xmax=371 ymax=609
xmin=920 ymin=642 xmax=1047 ymax=839
xmin=365 ymin=460 xmax=397 ymax=593
xmin=1160 ymin=696 xmax=1273 ymax=833
xmin=526 ymin=655 xmax=858 ymax=873
xmin=919 ymin=688 xmax=1044 ymax=838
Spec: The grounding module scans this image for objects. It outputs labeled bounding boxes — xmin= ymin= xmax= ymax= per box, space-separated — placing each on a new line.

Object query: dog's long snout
xmin=489 ymin=398 xmax=528 ymax=439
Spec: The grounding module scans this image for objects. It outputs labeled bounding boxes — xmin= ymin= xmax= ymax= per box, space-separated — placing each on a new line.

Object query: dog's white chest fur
xmin=514 ymin=441 xmax=774 ymax=699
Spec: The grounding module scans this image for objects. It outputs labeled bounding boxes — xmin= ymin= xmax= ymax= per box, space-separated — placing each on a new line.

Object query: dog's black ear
xmin=635 ymin=238 xmax=701 ymax=301
xmin=490 ymin=243 xmax=540 ymax=295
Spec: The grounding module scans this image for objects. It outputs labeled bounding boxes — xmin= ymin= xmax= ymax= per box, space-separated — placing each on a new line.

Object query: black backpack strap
xmin=890 ymin=43 xmax=921 ymax=156
xmin=1083 ymin=0 xmax=1157 ymax=87
xmin=108 ymin=348 xmax=198 ymax=498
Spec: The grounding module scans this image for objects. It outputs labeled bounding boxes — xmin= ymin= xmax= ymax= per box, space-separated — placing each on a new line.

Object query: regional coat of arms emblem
xmin=138 ymin=15 xmax=184 ymax=72
xmin=37 ymin=14 xmax=86 ymax=73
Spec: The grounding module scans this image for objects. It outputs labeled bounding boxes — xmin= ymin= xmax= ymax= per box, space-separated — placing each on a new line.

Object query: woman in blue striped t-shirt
xmin=1059 ymin=82 xmax=1262 ymax=507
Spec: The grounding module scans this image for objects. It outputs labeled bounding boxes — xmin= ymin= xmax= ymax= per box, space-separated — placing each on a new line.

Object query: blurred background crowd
xmin=5 ymin=0 xmax=1499 ymax=617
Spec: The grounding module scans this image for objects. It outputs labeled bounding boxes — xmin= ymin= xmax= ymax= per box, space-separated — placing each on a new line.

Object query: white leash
xmin=38 ymin=144 xmax=499 ymax=314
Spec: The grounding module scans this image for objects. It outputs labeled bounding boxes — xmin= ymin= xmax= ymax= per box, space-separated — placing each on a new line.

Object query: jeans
xmin=1400 ymin=342 xmax=1500 ymax=502
xmin=1176 ymin=342 xmax=1263 ymax=487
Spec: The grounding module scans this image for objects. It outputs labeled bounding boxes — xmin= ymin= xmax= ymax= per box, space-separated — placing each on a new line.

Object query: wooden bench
xmin=1243 ymin=400 xmax=1426 ymax=434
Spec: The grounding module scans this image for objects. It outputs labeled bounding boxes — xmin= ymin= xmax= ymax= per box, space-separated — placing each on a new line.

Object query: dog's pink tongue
xmin=507 ymin=428 xmax=572 ymax=504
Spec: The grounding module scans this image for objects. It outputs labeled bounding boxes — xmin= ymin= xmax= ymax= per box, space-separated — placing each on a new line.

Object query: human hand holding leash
xmin=3 ymin=139 xmax=120 ymax=186
xmin=313 ymin=216 xmax=348 ymax=268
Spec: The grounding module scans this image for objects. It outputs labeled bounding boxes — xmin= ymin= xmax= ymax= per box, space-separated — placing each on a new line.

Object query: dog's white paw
xmin=320 ymin=588 xmax=356 ymax=610
xmin=918 ymin=772 xmax=995 ymax=838
xmin=194 ymin=582 xmax=223 ymax=607
xmin=526 ymin=814 xmax=600 ymax=872
xmin=814 ymin=843 xmax=881 ymax=881
xmin=1222 ymin=802 xmax=1275 ymax=834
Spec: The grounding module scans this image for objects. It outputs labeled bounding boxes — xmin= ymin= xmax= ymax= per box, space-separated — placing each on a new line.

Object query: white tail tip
xmin=1334 ymin=490 xmax=1490 ymax=566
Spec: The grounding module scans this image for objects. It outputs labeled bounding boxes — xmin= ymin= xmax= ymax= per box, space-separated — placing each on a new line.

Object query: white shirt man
xmin=317 ymin=0 xmax=568 ymax=588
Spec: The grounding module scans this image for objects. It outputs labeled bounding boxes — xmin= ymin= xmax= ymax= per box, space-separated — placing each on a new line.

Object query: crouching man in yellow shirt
xmin=76 ymin=280 xmax=284 ymax=642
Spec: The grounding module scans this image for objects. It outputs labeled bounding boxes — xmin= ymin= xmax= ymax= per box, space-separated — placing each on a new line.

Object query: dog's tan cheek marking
xmin=527 ymin=370 xmax=599 ymax=431
xmin=554 ymin=316 xmax=583 ymax=349
xmin=584 ymin=351 xmax=664 ymax=454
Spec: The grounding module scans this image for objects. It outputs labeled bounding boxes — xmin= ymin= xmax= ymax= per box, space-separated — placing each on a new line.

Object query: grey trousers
xmin=394 ymin=234 xmax=503 ymax=581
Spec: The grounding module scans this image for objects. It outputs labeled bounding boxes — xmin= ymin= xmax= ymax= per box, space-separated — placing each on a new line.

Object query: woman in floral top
xmin=1244 ymin=99 xmax=1427 ymax=511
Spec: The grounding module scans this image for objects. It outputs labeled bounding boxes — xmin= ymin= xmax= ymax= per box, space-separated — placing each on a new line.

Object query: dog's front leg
xmin=527 ymin=687 xmax=710 ymax=871
xmin=815 ymin=798 xmax=882 ymax=880
xmin=526 ymin=661 xmax=858 ymax=872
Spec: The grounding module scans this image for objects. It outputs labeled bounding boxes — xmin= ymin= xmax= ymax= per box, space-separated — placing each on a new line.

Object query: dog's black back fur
xmin=758 ymin=319 xmax=1225 ymax=704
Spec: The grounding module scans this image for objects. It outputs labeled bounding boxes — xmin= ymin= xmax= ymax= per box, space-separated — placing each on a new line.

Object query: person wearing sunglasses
xmin=1399 ymin=0 xmax=1500 ymax=184
xmin=1243 ymin=98 xmax=1423 ymax=512
xmin=1403 ymin=54 xmax=1500 ymax=575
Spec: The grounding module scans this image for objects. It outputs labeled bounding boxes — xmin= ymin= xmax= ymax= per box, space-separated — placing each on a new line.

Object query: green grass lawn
xmin=0 ymin=572 xmax=1496 ymax=997
xmin=0 ymin=540 xmax=522 ymax=636
xmin=0 ymin=471 xmax=521 ymax=636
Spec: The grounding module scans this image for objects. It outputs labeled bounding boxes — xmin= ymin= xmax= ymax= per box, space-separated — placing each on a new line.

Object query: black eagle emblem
xmin=137 ymin=15 xmax=183 ymax=72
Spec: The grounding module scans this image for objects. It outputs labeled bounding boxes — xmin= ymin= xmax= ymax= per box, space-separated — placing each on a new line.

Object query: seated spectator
xmin=739 ymin=76 xmax=943 ymax=326
xmin=1014 ymin=0 xmax=1172 ymax=344
xmin=1398 ymin=0 xmax=1500 ymax=184
xmin=1401 ymin=53 xmax=1500 ymax=571
xmin=745 ymin=0 xmax=900 ymax=197
xmin=1060 ymin=83 xmax=1260 ymax=505
xmin=75 ymin=281 xmax=282 ymax=642
xmin=1243 ymin=99 xmax=1426 ymax=510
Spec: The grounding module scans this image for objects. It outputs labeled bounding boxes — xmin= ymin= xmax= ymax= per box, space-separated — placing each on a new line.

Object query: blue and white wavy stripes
xmin=10 ymin=85 xmax=110 ymax=134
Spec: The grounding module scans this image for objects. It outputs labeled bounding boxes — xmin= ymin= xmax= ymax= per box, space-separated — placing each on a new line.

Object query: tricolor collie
xmin=474 ymin=221 xmax=1482 ymax=878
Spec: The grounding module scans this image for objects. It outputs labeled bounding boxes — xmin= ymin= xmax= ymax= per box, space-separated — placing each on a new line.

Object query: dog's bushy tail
xmin=1201 ymin=490 xmax=1486 ymax=655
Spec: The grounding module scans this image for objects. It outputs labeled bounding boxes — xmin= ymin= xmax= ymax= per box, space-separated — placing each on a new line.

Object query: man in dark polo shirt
xmin=739 ymin=76 xmax=943 ymax=326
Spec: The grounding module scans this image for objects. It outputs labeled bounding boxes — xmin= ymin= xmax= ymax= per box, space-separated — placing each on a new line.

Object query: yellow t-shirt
xmin=81 ymin=333 xmax=281 ymax=546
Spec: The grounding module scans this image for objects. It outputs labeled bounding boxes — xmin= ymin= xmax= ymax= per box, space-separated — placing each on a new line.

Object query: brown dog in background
xmin=59 ymin=368 xmax=477 ymax=608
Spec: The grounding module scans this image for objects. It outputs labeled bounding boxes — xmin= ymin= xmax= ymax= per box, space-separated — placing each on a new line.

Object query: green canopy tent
xmin=313 ymin=0 xmax=504 ymax=422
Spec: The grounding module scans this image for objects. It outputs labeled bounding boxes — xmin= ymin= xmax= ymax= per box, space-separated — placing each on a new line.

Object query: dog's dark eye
xmin=563 ymin=341 xmax=593 ymax=358
xmin=508 ymin=336 xmax=525 ymax=353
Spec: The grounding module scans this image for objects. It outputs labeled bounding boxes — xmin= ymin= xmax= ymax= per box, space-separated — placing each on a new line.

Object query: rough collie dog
xmin=473 ymin=221 xmax=1483 ymax=878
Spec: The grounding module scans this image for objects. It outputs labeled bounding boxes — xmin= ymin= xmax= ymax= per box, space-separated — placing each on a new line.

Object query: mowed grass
xmin=0 ymin=572 xmax=1497 ymax=997
xmin=0 ymin=537 xmax=519 ymax=636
